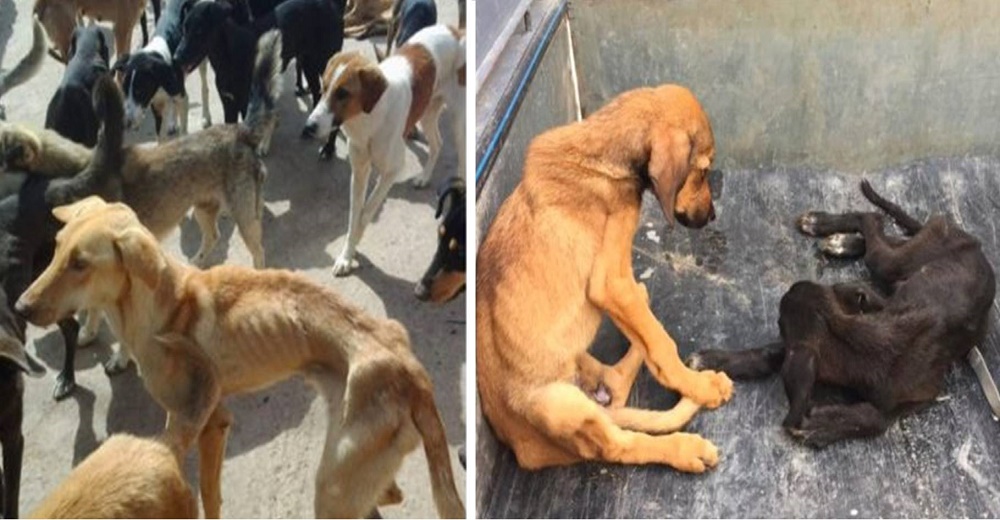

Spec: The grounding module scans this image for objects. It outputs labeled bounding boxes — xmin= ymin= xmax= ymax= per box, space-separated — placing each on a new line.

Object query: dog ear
xmin=0 ymin=337 xmax=44 ymax=376
xmin=114 ymin=227 xmax=165 ymax=290
xmin=359 ymin=65 xmax=388 ymax=113
xmin=52 ymin=196 xmax=110 ymax=223
xmin=647 ymin=128 xmax=693 ymax=225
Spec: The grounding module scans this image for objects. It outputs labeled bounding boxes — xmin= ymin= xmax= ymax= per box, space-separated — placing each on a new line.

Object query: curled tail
xmin=241 ymin=30 xmax=283 ymax=148
xmin=410 ymin=376 xmax=465 ymax=519
xmin=0 ymin=17 xmax=46 ymax=99
xmin=860 ymin=179 xmax=922 ymax=235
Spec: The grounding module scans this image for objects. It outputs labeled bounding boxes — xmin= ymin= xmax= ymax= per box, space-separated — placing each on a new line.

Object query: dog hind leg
xmin=780 ymin=346 xmax=818 ymax=430
xmin=790 ymin=401 xmax=892 ymax=448
xmin=517 ymin=382 xmax=718 ymax=471
xmin=191 ymin=202 xmax=221 ymax=267
xmin=198 ymin=406 xmax=233 ymax=519
xmin=411 ymin=99 xmax=444 ymax=189
xmin=199 ymin=62 xmax=212 ymax=128
xmin=576 ymin=343 xmax=645 ymax=408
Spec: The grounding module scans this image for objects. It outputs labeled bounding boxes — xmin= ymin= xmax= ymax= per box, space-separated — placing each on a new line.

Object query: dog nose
xmin=301 ymin=122 xmax=318 ymax=139
xmin=13 ymin=299 xmax=32 ymax=320
xmin=414 ymin=281 xmax=431 ymax=301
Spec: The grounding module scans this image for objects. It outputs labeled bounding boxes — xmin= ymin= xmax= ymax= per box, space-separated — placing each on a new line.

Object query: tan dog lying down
xmin=477 ymin=85 xmax=732 ymax=472
xmin=29 ymin=434 xmax=196 ymax=519
xmin=16 ymin=197 xmax=465 ymax=519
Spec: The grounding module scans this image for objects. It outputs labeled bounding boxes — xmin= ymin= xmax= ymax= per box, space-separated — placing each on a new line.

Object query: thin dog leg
xmin=781 ymin=347 xmax=818 ymax=430
xmin=576 ymin=344 xmax=645 ymax=408
xmin=54 ymin=318 xmax=80 ymax=400
xmin=688 ymin=342 xmax=786 ymax=380
xmin=191 ymin=202 xmax=221 ymax=267
xmin=333 ymin=146 xmax=373 ymax=276
xmin=516 ymin=382 xmax=718 ymax=471
xmin=411 ymin=100 xmax=444 ymax=188
xmin=199 ymin=406 xmax=233 ymax=519
xmin=790 ymin=401 xmax=893 ymax=448
xmin=199 ymin=61 xmax=212 ymax=128
xmin=2 ymin=430 xmax=22 ymax=519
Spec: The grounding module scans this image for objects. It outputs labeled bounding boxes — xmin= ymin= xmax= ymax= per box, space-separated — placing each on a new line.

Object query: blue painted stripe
xmin=475 ymin=0 xmax=568 ymax=183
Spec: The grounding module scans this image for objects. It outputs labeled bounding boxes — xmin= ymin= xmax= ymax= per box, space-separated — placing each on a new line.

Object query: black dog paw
xmin=796 ymin=212 xmax=834 ymax=236
xmin=820 ymin=233 xmax=866 ymax=258
xmin=53 ymin=374 xmax=76 ymax=401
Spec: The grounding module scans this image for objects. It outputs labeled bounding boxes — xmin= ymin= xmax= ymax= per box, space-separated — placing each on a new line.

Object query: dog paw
xmin=332 ymin=255 xmax=359 ymax=277
xmin=687 ymin=369 xmax=734 ymax=409
xmin=796 ymin=212 xmax=822 ymax=236
xmin=53 ymin=374 xmax=76 ymax=401
xmin=411 ymin=176 xmax=432 ymax=189
xmin=820 ymin=233 xmax=865 ymax=258
xmin=687 ymin=352 xmax=705 ymax=370
xmin=666 ymin=433 xmax=719 ymax=473
xmin=103 ymin=353 xmax=130 ymax=376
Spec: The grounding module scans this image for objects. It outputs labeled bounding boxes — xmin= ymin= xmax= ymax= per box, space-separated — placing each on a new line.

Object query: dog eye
xmin=448 ymin=238 xmax=458 ymax=251
xmin=334 ymin=87 xmax=349 ymax=100
xmin=69 ymin=255 xmax=88 ymax=271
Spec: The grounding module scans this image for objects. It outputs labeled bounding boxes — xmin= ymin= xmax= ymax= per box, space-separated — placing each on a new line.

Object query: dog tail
xmin=0 ymin=17 xmax=46 ymax=99
xmin=240 ymin=30 xmax=283 ymax=147
xmin=860 ymin=179 xmax=922 ymax=235
xmin=687 ymin=343 xmax=785 ymax=380
xmin=410 ymin=373 xmax=465 ymax=519
xmin=82 ymin=74 xmax=125 ymax=195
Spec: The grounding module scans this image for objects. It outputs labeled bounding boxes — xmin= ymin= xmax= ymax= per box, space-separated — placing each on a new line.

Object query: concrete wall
xmin=571 ymin=0 xmax=1000 ymax=172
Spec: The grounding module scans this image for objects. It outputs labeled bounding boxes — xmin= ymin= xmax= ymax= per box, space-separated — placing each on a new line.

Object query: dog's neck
xmin=104 ymin=255 xmax=193 ymax=361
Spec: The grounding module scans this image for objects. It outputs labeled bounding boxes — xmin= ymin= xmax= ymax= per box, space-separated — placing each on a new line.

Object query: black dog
xmin=689 ymin=180 xmax=996 ymax=448
xmin=174 ymin=0 xmax=343 ymax=124
xmin=0 ymin=285 xmax=42 ymax=520
xmin=45 ymin=25 xmax=110 ymax=146
xmin=415 ymin=177 xmax=465 ymax=303
xmin=3 ymin=76 xmax=123 ymax=405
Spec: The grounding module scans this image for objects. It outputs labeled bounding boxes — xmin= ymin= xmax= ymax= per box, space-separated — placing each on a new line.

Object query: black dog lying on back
xmin=690 ymin=180 xmax=996 ymax=447
xmin=173 ymin=0 xmax=343 ymax=124
xmin=415 ymin=177 xmax=465 ymax=303
xmin=45 ymin=25 xmax=109 ymax=146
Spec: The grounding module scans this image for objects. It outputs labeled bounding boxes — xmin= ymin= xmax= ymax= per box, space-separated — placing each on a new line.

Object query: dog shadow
xmin=354 ymin=258 xmax=466 ymax=442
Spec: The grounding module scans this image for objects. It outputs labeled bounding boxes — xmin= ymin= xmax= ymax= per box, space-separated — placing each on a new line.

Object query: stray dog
xmin=0 ymin=17 xmax=47 ymax=121
xmin=304 ymin=24 xmax=466 ymax=276
xmin=34 ymin=0 xmax=148 ymax=63
xmin=113 ymin=0 xmax=212 ymax=140
xmin=174 ymin=0 xmax=343 ymax=127
xmin=415 ymin=176 xmax=464 ymax=303
xmin=0 ymin=286 xmax=44 ymax=520
xmin=29 ymin=434 xmax=197 ymax=518
xmin=45 ymin=24 xmax=110 ymax=147
xmin=477 ymin=85 xmax=733 ymax=472
xmin=689 ymin=180 xmax=996 ymax=447
xmin=17 ymin=197 xmax=466 ymax=519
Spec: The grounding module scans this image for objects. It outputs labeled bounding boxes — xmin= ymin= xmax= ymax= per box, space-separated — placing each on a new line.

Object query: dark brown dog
xmin=477 ymin=85 xmax=733 ymax=472
xmin=689 ymin=180 xmax=996 ymax=447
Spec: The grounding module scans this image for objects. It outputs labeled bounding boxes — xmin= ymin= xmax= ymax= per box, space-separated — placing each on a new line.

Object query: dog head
xmin=304 ymin=52 xmax=387 ymax=138
xmin=113 ymin=51 xmax=183 ymax=131
xmin=16 ymin=197 xmax=166 ymax=327
xmin=415 ymin=177 xmax=466 ymax=303
xmin=68 ymin=24 xmax=110 ymax=68
xmin=648 ymin=123 xmax=716 ymax=229
xmin=0 ymin=123 xmax=41 ymax=174
xmin=174 ymin=1 xmax=231 ymax=75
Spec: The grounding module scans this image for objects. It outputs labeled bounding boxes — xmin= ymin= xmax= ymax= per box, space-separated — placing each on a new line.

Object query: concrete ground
xmin=0 ymin=0 xmax=466 ymax=517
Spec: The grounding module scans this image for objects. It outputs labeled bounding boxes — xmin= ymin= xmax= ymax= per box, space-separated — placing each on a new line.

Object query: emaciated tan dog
xmin=16 ymin=197 xmax=465 ymax=519
xmin=29 ymin=434 xmax=197 ymax=518
xmin=477 ymin=85 xmax=733 ymax=472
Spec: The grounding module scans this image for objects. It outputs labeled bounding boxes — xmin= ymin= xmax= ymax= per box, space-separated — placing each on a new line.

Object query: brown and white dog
xmin=16 ymin=197 xmax=465 ymax=519
xmin=304 ymin=24 xmax=465 ymax=276
xmin=29 ymin=434 xmax=197 ymax=519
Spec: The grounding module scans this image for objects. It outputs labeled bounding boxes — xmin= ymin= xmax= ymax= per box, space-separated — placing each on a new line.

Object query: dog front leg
xmin=1 ymin=429 xmax=23 ymax=519
xmin=54 ymin=318 xmax=80 ymax=400
xmin=199 ymin=62 xmax=212 ymax=128
xmin=588 ymin=210 xmax=733 ymax=409
xmin=333 ymin=147 xmax=373 ymax=276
